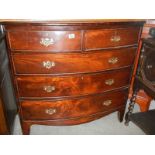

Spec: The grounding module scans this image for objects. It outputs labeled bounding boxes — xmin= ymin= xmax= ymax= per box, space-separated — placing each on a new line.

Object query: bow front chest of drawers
xmin=1 ymin=20 xmax=144 ymax=134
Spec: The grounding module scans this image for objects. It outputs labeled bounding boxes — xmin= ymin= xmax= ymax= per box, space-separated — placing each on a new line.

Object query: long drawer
xmin=8 ymin=31 xmax=82 ymax=51
xmin=17 ymin=67 xmax=131 ymax=98
xmin=84 ymin=27 xmax=140 ymax=50
xmin=12 ymin=47 xmax=136 ymax=74
xmin=21 ymin=88 xmax=128 ymax=120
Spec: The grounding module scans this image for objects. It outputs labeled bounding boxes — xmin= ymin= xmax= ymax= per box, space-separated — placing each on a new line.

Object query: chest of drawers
xmin=1 ymin=20 xmax=144 ymax=134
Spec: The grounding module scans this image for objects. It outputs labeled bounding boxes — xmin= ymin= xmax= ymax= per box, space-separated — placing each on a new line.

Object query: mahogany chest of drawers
xmin=1 ymin=20 xmax=144 ymax=134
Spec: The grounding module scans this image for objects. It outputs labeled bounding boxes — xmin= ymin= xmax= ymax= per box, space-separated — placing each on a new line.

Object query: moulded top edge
xmin=0 ymin=19 xmax=146 ymax=25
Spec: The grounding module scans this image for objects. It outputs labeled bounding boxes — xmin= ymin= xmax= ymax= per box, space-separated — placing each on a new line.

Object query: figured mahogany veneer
xmin=17 ymin=67 xmax=131 ymax=98
xmin=21 ymin=89 xmax=128 ymax=120
xmin=8 ymin=31 xmax=82 ymax=51
xmin=84 ymin=27 xmax=140 ymax=50
xmin=2 ymin=20 xmax=144 ymax=134
xmin=12 ymin=47 xmax=136 ymax=74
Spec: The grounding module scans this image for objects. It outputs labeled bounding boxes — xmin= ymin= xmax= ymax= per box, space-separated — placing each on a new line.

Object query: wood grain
xmin=2 ymin=20 xmax=144 ymax=134
xmin=21 ymin=106 xmax=126 ymax=135
xmin=12 ymin=47 xmax=137 ymax=75
xmin=84 ymin=27 xmax=140 ymax=50
xmin=8 ymin=31 xmax=82 ymax=51
xmin=21 ymin=88 xmax=128 ymax=120
xmin=17 ymin=67 xmax=131 ymax=98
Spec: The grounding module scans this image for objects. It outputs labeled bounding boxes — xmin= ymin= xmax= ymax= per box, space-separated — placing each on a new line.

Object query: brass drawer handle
xmin=43 ymin=61 xmax=55 ymax=69
xmin=105 ymin=79 xmax=115 ymax=86
xmin=40 ymin=38 xmax=55 ymax=47
xmin=108 ymin=57 xmax=118 ymax=64
xmin=45 ymin=108 xmax=57 ymax=115
xmin=43 ymin=86 xmax=55 ymax=93
xmin=103 ymin=100 xmax=112 ymax=106
xmin=111 ymin=35 xmax=121 ymax=42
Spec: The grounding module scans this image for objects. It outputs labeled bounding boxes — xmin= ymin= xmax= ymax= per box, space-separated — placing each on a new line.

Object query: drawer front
xmin=13 ymin=47 xmax=136 ymax=74
xmin=21 ymin=89 xmax=128 ymax=120
xmin=84 ymin=27 xmax=140 ymax=50
xmin=17 ymin=67 xmax=131 ymax=98
xmin=8 ymin=31 xmax=82 ymax=51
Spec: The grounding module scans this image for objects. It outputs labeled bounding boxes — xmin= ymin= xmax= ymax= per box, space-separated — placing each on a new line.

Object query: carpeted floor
xmin=13 ymin=101 xmax=155 ymax=135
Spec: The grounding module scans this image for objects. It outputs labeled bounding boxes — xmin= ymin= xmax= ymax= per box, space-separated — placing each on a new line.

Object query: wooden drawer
xmin=8 ymin=31 xmax=82 ymax=51
xmin=17 ymin=67 xmax=131 ymax=98
xmin=13 ymin=47 xmax=136 ymax=74
xmin=21 ymin=89 xmax=128 ymax=120
xmin=84 ymin=27 xmax=140 ymax=50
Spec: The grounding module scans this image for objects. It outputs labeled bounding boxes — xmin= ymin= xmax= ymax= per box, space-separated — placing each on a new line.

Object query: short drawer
xmin=8 ymin=31 xmax=82 ymax=51
xmin=13 ymin=47 xmax=136 ymax=74
xmin=21 ymin=89 xmax=128 ymax=120
xmin=84 ymin=27 xmax=140 ymax=50
xmin=17 ymin=67 xmax=131 ymax=98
